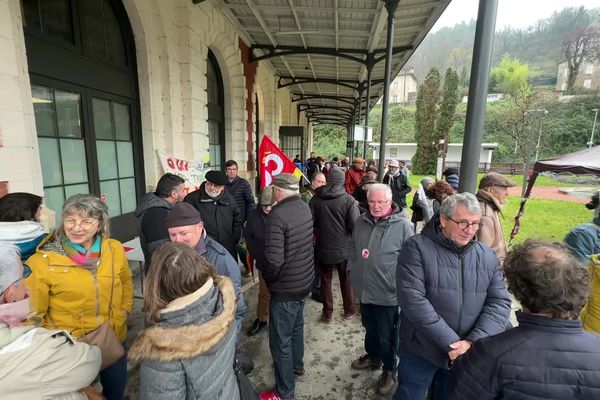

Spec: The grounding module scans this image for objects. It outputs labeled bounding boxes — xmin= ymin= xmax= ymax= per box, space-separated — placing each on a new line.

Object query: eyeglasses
xmin=446 ymin=216 xmax=483 ymax=231
xmin=63 ymin=218 xmax=99 ymax=230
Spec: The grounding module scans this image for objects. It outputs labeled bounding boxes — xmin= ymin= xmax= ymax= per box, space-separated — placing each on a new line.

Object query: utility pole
xmin=534 ymin=117 xmax=546 ymax=162
xmin=589 ymin=108 xmax=599 ymax=148
xmin=521 ymin=109 xmax=547 ymax=197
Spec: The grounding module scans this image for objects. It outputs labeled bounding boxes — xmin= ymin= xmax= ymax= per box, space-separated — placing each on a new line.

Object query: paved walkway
xmin=124 ymin=266 xmax=391 ymax=399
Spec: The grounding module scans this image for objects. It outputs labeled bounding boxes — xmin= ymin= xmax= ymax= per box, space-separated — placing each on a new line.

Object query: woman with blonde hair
xmin=25 ymin=194 xmax=133 ymax=400
xmin=129 ymin=242 xmax=240 ymax=399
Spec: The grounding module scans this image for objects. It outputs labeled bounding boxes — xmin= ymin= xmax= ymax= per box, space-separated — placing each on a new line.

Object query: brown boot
xmin=376 ymin=370 xmax=397 ymax=395
xmin=351 ymin=354 xmax=382 ymax=370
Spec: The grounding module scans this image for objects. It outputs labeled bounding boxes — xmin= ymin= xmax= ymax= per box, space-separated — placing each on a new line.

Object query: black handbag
xmin=234 ymin=357 xmax=258 ymax=400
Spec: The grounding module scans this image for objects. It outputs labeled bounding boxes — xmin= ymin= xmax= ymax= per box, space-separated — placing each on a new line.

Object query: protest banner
xmin=157 ymin=150 xmax=210 ymax=195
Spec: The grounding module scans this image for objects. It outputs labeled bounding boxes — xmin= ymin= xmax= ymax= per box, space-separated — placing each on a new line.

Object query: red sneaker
xmin=259 ymin=390 xmax=295 ymax=400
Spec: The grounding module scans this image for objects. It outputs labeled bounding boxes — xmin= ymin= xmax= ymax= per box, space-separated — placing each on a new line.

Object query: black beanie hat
xmin=164 ymin=202 xmax=202 ymax=228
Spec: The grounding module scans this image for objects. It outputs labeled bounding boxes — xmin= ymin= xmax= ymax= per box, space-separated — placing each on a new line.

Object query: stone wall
xmin=0 ymin=0 xmax=43 ymax=194
xmin=0 ymin=0 xmax=305 ymax=197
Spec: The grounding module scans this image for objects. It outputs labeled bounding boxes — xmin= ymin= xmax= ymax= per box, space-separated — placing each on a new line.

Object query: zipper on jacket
xmin=457 ymin=254 xmax=465 ymax=335
xmin=49 ymin=262 xmax=102 ymax=326
xmin=89 ymin=266 xmax=101 ymax=326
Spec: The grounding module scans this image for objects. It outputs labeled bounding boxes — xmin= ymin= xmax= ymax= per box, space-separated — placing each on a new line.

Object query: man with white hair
xmin=394 ymin=193 xmax=511 ymax=400
xmin=348 ymin=183 xmax=413 ymax=395
xmin=0 ymin=243 xmax=101 ymax=399
xmin=260 ymin=173 xmax=314 ymax=400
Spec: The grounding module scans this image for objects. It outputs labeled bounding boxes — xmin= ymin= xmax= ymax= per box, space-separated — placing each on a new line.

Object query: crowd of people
xmin=0 ymin=154 xmax=600 ymax=399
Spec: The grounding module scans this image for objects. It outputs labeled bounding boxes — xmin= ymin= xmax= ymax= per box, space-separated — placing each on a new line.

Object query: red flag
xmin=258 ymin=135 xmax=303 ymax=189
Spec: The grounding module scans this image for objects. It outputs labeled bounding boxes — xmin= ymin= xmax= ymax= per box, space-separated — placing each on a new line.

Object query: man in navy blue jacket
xmin=395 ymin=193 xmax=511 ymax=400
xmin=225 ymin=160 xmax=255 ymax=276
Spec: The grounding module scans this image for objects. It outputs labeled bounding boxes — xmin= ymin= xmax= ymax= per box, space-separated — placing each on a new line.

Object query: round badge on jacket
xmin=362 ymin=249 xmax=369 ymax=258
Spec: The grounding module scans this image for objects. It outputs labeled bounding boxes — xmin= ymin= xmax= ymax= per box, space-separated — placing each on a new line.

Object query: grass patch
xmin=501 ymin=196 xmax=592 ymax=243
xmin=402 ymin=173 xmax=596 ymax=243
xmin=407 ymin=173 xmax=597 ymax=190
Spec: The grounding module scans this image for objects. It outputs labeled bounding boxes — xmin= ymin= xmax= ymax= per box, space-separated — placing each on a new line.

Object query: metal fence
xmin=443 ymin=162 xmax=525 ymax=175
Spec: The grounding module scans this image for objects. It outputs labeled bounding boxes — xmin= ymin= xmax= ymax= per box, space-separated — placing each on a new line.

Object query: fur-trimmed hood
xmin=128 ymin=276 xmax=236 ymax=363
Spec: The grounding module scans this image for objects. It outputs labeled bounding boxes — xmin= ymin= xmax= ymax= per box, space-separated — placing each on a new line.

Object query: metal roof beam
xmin=221 ymin=3 xmax=381 ymax=14
xmin=278 ymin=76 xmax=358 ymax=91
xmin=250 ymin=44 xmax=412 ymax=65
xmin=299 ymin=104 xmax=354 ymax=114
xmin=291 ymin=93 xmax=379 ymax=105
xmin=251 ymin=44 xmax=367 ymax=64
xmin=306 ymin=112 xmax=350 ymax=120
xmin=279 ymin=76 xmax=386 ymax=91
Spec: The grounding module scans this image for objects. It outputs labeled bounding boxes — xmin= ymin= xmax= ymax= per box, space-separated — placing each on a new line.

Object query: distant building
xmin=556 ymin=60 xmax=600 ymax=93
xmin=388 ymin=67 xmax=419 ymax=105
xmin=462 ymin=93 xmax=504 ymax=103
xmin=370 ymin=143 xmax=497 ymax=165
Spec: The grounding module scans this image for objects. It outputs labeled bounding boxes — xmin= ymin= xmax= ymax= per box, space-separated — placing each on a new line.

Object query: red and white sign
xmin=158 ymin=151 xmax=210 ymax=195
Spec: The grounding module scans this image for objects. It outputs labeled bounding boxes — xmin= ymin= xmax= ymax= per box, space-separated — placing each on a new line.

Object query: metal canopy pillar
xmin=358 ymin=87 xmax=364 ymax=126
xmin=459 ymin=0 xmax=498 ymax=193
xmin=363 ymin=55 xmax=374 ymax=159
xmin=377 ymin=0 xmax=399 ymax=181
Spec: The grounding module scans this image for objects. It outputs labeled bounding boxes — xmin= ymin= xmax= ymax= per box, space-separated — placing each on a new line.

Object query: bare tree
xmin=562 ymin=25 xmax=600 ymax=94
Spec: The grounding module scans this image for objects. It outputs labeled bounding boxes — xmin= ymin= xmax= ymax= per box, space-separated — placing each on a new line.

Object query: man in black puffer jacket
xmin=310 ymin=168 xmax=359 ymax=323
xmin=394 ymin=192 xmax=511 ymax=400
xmin=184 ymin=170 xmax=242 ymax=260
xmin=261 ymin=173 xmax=314 ymax=400
xmin=448 ymin=239 xmax=600 ymax=400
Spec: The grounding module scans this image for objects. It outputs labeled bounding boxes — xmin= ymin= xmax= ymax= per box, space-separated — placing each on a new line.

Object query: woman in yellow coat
xmin=581 ymin=254 xmax=600 ymax=334
xmin=25 ymin=194 xmax=133 ymax=400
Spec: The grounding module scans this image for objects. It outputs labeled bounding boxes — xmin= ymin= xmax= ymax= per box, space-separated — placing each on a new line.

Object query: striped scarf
xmin=63 ymin=236 xmax=101 ymax=270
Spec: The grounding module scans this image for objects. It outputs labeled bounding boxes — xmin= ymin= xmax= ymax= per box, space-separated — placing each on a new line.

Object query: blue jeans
xmin=394 ymin=344 xmax=449 ymax=400
xmin=269 ymin=299 xmax=305 ymax=399
xmin=360 ymin=303 xmax=399 ymax=372
xmin=100 ymin=352 xmax=128 ymax=400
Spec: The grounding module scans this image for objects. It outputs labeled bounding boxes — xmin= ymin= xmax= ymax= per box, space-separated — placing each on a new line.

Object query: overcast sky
xmin=432 ymin=0 xmax=599 ymax=32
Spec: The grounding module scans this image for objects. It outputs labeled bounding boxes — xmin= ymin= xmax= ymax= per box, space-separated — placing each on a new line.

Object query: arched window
xmin=23 ymin=0 xmax=143 ymax=240
xmin=206 ymin=50 xmax=225 ymax=171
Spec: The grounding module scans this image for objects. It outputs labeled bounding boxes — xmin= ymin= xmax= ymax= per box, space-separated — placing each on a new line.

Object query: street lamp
xmin=589 ymin=108 xmax=599 ymax=148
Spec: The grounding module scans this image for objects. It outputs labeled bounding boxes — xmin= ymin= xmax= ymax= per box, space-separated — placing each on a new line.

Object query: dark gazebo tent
xmin=509 ymin=145 xmax=600 ymax=243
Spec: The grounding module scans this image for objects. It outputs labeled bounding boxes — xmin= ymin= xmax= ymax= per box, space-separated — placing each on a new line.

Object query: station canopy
xmin=216 ymin=0 xmax=451 ymax=127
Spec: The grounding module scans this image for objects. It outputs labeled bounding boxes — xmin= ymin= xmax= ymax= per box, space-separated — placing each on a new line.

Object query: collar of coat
xmin=128 ymin=276 xmax=236 ymax=363
xmin=198 ymin=182 xmax=229 ymax=205
xmin=516 ymin=311 xmax=584 ymax=333
xmin=476 ymin=189 xmax=502 ymax=213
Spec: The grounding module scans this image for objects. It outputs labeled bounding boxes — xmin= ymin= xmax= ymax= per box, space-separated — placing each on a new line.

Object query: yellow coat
xmin=25 ymin=232 xmax=134 ymax=342
xmin=581 ymin=254 xmax=600 ymax=334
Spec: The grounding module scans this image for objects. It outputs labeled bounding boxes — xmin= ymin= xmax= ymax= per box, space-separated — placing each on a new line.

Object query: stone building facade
xmin=0 ymin=0 xmax=309 ymax=238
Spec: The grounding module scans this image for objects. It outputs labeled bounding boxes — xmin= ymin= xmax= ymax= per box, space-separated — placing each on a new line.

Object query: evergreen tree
xmin=412 ymin=67 xmax=441 ymax=174
xmin=435 ymin=68 xmax=460 ymax=167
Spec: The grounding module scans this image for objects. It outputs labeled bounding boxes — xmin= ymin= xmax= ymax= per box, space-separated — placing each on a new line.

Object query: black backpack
xmin=410 ymin=192 xmax=424 ymax=223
